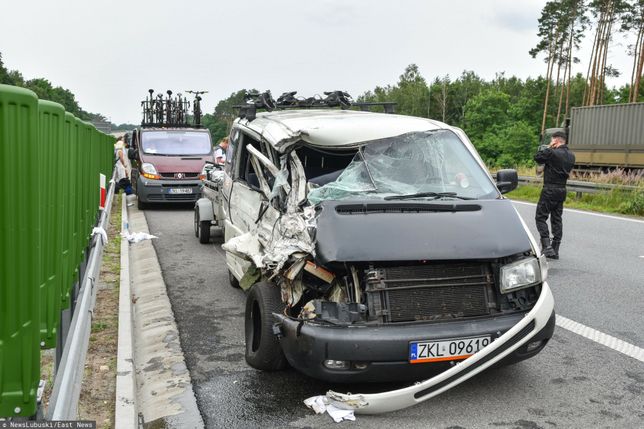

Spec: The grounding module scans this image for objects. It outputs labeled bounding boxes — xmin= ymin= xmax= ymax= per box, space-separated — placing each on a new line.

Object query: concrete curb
xmin=127 ymin=201 xmax=204 ymax=429
xmin=115 ymin=194 xmax=138 ymax=428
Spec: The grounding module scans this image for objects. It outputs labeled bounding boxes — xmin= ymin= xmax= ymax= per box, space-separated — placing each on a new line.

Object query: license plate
xmin=168 ymin=188 xmax=192 ymax=194
xmin=409 ymin=336 xmax=491 ymax=364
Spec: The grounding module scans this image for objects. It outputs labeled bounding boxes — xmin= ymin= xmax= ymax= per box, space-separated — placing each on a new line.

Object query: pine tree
xmin=621 ymin=0 xmax=644 ymax=102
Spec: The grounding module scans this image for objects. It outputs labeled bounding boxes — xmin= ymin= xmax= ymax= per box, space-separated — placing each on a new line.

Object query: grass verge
xmin=77 ymin=193 xmax=122 ymax=428
xmin=507 ymin=184 xmax=644 ymax=217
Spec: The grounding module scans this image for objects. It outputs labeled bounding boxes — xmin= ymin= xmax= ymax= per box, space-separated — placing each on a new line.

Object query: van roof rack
xmin=140 ymin=89 xmax=206 ymax=128
xmin=235 ymin=91 xmax=396 ymax=121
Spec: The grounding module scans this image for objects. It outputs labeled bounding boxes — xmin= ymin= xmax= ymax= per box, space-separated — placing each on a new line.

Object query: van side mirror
xmin=128 ymin=148 xmax=138 ymax=160
xmin=496 ymin=169 xmax=518 ymax=194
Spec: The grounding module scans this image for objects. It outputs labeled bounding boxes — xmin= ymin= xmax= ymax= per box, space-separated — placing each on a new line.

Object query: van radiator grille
xmin=365 ymin=263 xmax=493 ymax=323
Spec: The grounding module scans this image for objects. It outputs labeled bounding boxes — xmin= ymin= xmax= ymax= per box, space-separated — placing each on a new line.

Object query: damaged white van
xmin=219 ymin=96 xmax=555 ymax=401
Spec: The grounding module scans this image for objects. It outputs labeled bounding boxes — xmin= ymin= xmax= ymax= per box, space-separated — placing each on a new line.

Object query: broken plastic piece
xmin=304 ymin=395 xmax=356 ymax=423
xmin=304 ymin=261 xmax=335 ymax=283
xmin=222 ymin=232 xmax=264 ymax=268
xmin=240 ymin=266 xmax=261 ymax=291
xmin=92 ymin=227 xmax=108 ymax=244
xmin=121 ymin=231 xmax=156 ymax=243
xmin=285 ymin=258 xmax=307 ymax=280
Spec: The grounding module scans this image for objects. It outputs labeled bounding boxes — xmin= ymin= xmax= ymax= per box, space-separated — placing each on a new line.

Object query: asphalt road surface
xmin=143 ymin=201 xmax=644 ymax=429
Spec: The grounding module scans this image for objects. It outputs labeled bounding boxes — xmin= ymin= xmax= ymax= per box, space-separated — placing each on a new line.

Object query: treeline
xmin=531 ymin=0 xmax=644 ymax=132
xmin=203 ymin=64 xmax=640 ymax=167
xmin=0 ymin=52 xmax=135 ymax=130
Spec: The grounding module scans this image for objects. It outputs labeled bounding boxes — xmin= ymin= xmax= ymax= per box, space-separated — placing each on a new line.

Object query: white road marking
xmin=512 ymin=200 xmax=644 ymax=224
xmin=556 ymin=315 xmax=644 ymax=363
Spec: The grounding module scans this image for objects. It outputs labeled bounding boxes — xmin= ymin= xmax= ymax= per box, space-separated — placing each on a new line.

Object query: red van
xmin=129 ymin=127 xmax=214 ymax=209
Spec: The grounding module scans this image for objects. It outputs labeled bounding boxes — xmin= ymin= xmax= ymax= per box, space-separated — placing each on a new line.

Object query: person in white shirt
xmin=214 ymin=137 xmax=229 ymax=165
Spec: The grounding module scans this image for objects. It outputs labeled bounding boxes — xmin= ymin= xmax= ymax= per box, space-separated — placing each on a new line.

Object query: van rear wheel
xmin=244 ymin=282 xmax=287 ymax=371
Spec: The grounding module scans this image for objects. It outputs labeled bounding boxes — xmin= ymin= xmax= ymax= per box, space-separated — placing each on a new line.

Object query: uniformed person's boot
xmin=550 ymin=241 xmax=560 ymax=260
xmin=541 ymin=238 xmax=556 ymax=259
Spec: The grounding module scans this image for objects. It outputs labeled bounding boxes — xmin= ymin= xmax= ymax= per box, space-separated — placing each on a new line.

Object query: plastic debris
xmin=304 ymin=395 xmax=356 ymax=423
xmin=122 ymin=231 xmax=157 ymax=243
xmin=91 ymin=227 xmax=108 ymax=245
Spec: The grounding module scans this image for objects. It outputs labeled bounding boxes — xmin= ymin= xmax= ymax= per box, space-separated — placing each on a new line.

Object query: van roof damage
xmin=241 ymin=109 xmax=446 ymax=150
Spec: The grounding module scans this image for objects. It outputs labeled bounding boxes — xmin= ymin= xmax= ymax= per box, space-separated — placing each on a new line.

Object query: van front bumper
xmin=274 ymin=283 xmax=555 ymax=384
xmin=136 ymin=176 xmax=202 ymax=204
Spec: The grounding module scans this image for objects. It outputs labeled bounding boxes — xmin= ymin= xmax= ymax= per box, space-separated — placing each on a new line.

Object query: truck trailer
xmin=544 ymin=102 xmax=644 ymax=170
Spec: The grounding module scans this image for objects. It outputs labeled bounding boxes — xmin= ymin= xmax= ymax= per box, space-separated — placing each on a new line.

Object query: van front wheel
xmin=244 ymin=282 xmax=287 ymax=371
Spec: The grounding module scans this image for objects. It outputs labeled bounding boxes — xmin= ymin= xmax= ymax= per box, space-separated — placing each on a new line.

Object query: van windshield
xmin=307 ymin=130 xmax=498 ymax=204
xmin=141 ymin=131 xmax=212 ymax=156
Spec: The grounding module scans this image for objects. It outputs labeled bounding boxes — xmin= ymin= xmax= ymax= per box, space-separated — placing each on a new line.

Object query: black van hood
xmin=314 ymin=199 xmax=532 ymax=264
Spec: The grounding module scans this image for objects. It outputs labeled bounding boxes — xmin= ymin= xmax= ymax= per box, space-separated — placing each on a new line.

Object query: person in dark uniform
xmin=534 ymin=130 xmax=575 ymax=259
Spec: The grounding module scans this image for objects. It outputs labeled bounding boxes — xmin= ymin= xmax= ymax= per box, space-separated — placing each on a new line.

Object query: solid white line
xmin=512 ymin=200 xmax=644 ymax=224
xmin=556 ymin=315 xmax=644 ymax=363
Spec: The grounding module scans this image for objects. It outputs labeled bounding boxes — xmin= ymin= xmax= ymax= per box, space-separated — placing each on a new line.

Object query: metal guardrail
xmin=517 ymin=176 xmax=640 ymax=194
xmin=46 ymin=176 xmax=116 ymax=420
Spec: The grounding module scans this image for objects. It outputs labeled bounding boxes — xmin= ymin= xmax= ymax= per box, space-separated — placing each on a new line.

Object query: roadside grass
xmin=508 ymin=184 xmax=644 ymax=217
xmin=77 ymin=192 xmax=122 ymax=428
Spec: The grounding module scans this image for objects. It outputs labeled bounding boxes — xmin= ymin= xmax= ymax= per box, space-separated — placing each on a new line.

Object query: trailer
xmin=544 ymin=102 xmax=644 ymax=169
xmin=193 ymin=163 xmax=226 ymax=243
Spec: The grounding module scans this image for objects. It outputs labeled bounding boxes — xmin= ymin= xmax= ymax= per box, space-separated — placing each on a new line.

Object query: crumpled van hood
xmin=314 ymin=199 xmax=531 ymax=264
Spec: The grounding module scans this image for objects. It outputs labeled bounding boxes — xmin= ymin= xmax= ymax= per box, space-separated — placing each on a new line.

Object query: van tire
xmin=137 ymin=197 xmax=146 ymax=210
xmin=198 ymin=220 xmax=211 ymax=244
xmin=245 ymin=282 xmax=287 ymax=371
xmin=229 ymin=270 xmax=241 ymax=289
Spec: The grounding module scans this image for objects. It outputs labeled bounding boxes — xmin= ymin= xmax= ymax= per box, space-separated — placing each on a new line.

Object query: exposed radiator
xmin=365 ymin=262 xmax=494 ymax=323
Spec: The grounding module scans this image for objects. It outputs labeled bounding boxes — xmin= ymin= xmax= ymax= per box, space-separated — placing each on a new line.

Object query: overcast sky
xmin=0 ymin=0 xmax=636 ymax=125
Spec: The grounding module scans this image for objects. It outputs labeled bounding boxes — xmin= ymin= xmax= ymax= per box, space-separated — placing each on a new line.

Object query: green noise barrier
xmin=0 ymin=84 xmax=114 ymax=417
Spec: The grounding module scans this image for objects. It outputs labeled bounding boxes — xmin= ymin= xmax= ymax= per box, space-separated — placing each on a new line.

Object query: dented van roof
xmin=236 ymin=109 xmax=449 ymax=150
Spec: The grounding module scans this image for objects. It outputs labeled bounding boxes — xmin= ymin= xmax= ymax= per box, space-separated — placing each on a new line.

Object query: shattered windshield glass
xmin=307 ymin=130 xmax=498 ymax=204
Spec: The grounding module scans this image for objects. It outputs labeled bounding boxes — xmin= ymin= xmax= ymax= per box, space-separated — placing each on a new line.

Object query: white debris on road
xmin=304 ymin=395 xmax=356 ymax=423
xmin=122 ymin=231 xmax=157 ymax=243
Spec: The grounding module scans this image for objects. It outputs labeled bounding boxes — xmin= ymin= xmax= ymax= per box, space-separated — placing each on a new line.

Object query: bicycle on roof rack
xmin=187 ymin=90 xmax=208 ymax=127
xmin=234 ymin=90 xmax=396 ymax=121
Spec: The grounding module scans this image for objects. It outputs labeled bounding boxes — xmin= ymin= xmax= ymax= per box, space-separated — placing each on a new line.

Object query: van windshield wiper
xmin=383 ymin=192 xmax=474 ymax=201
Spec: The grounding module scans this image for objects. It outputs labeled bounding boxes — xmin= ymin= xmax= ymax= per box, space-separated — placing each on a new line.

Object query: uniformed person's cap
xmin=552 ymin=131 xmax=567 ymax=141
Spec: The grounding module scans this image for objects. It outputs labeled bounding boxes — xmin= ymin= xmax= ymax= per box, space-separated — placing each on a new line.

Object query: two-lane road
xmin=143 ymin=201 xmax=644 ymax=428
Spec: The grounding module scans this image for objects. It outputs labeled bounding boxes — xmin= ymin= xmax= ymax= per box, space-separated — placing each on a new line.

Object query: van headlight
xmin=500 ymin=257 xmax=541 ymax=293
xmin=141 ymin=162 xmax=160 ymax=180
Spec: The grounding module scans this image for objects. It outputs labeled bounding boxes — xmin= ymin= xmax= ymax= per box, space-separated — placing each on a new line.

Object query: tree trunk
xmin=598 ymin=7 xmax=614 ymax=104
xmin=631 ymin=24 xmax=644 ymax=102
xmin=541 ymin=35 xmax=557 ymax=135
xmin=565 ymin=19 xmax=575 ymax=118
xmin=584 ymin=8 xmax=602 ymax=105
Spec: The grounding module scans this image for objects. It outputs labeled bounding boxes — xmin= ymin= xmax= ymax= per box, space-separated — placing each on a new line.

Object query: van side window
xmin=236 ymin=131 xmax=276 ymax=191
xmin=226 ymin=128 xmax=240 ymax=175
xmin=236 ymin=132 xmax=262 ymax=188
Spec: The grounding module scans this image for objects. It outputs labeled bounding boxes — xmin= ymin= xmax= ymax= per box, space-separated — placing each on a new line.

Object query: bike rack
xmin=234 ymin=91 xmax=397 ymax=121
xmin=140 ymin=89 xmax=206 ymax=128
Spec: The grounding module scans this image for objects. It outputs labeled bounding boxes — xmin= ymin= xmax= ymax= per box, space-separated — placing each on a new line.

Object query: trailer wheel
xmin=245 ymin=282 xmax=287 ymax=371
xmin=198 ymin=220 xmax=211 ymax=244
xmin=193 ymin=209 xmax=200 ymax=238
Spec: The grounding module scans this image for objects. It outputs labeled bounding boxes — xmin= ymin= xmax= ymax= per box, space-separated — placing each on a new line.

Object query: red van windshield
xmin=141 ymin=130 xmax=212 ymax=156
